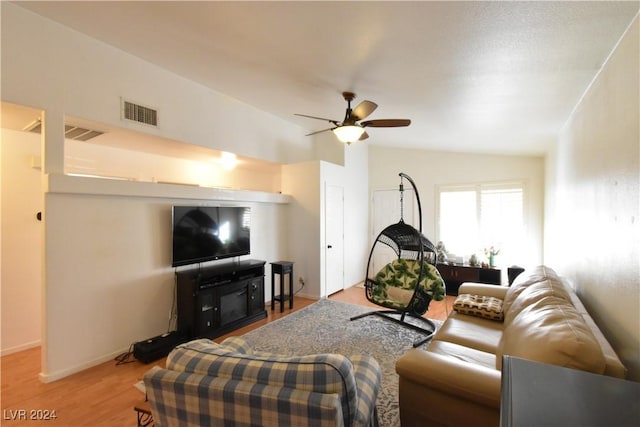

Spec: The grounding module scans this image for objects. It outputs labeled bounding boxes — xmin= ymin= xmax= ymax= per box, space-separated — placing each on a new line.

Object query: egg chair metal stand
xmin=350 ymin=173 xmax=445 ymax=347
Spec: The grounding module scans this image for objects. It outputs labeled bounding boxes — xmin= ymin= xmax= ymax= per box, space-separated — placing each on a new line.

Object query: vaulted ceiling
xmin=12 ymin=1 xmax=640 ymax=156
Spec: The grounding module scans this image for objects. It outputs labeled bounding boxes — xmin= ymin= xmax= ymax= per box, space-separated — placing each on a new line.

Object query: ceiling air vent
xmin=64 ymin=125 xmax=104 ymax=141
xmin=23 ymin=119 xmax=104 ymax=141
xmin=122 ymin=99 xmax=158 ymax=127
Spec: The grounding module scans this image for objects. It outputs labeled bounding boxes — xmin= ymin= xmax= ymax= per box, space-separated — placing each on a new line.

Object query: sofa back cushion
xmin=503 ymin=279 xmax=571 ymax=325
xmin=167 ymin=337 xmax=359 ymax=426
xmin=497 ymin=296 xmax=606 ymax=374
xmin=503 ymin=265 xmax=560 ymax=314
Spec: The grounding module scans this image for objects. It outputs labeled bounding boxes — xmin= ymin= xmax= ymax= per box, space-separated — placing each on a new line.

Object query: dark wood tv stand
xmin=176 ymin=259 xmax=267 ymax=339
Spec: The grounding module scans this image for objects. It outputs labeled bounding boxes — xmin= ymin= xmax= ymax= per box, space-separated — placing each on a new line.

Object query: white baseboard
xmin=38 ymin=346 xmax=130 ymax=383
xmin=1 ymin=340 xmax=41 ymax=357
xmin=292 ymin=291 xmax=318 ymax=300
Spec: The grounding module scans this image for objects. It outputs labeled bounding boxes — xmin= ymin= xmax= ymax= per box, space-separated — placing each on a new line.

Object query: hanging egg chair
xmin=351 ymin=173 xmax=446 ymax=347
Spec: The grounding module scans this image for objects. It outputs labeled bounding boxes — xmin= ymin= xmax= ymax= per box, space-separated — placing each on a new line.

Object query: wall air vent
xmin=23 ymin=119 xmax=104 ymax=141
xmin=64 ymin=125 xmax=104 ymax=141
xmin=23 ymin=119 xmax=42 ymax=133
xmin=122 ymin=99 xmax=158 ymax=127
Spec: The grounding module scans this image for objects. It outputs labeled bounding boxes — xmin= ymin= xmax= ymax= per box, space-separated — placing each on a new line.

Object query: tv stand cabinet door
xmin=195 ymin=287 xmax=220 ymax=338
xmin=248 ymin=276 xmax=265 ymax=314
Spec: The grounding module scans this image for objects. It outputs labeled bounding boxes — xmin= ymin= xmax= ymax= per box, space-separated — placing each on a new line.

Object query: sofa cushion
xmin=432 ymin=310 xmax=504 ymax=354
xmin=371 ymin=259 xmax=446 ymax=310
xmin=428 ymin=340 xmax=496 ymax=370
xmin=502 ymin=265 xmax=561 ymax=314
xmin=496 ymin=296 xmax=606 ymax=374
xmin=503 ymin=279 xmax=571 ymax=325
xmin=217 ymin=336 xmax=254 ymax=354
xmin=167 ymin=337 xmax=366 ymax=426
xmin=453 ymin=294 xmax=504 ymax=321
xmin=510 ymin=265 xmax=559 ymax=288
xmin=144 ymin=366 xmax=344 ymax=427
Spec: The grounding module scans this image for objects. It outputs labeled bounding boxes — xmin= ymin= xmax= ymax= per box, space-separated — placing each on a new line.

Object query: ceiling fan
xmin=295 ymin=91 xmax=411 ymax=144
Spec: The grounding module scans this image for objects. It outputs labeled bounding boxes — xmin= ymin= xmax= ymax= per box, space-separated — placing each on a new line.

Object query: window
xmin=437 ymin=182 xmax=525 ymax=266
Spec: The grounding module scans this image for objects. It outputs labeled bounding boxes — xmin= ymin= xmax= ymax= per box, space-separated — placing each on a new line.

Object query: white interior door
xmin=325 ymin=185 xmax=344 ymax=296
xmin=371 ymin=188 xmax=416 ymax=274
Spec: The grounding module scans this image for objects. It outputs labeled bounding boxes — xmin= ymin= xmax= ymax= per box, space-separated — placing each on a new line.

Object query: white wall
xmin=0 ymin=3 xmax=307 ymax=381
xmin=545 ymin=16 xmax=639 ymax=380
xmin=65 ymin=139 xmax=282 ymax=193
xmin=1 ymin=3 xmax=310 ymax=166
xmin=1 ymin=124 xmax=293 ymax=374
xmin=41 ymin=190 xmax=287 ymax=381
xmin=1 ymin=129 xmax=43 ymax=355
xmin=369 ymin=147 xmax=545 ymax=268
xmin=281 ymin=142 xmax=370 ymax=298
xmin=340 ymin=140 xmax=369 ymax=287
xmin=281 ymin=161 xmax=321 ymax=298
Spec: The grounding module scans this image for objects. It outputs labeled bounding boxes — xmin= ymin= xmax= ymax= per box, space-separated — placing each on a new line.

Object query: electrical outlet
xmin=299 ymin=277 xmax=305 ymax=287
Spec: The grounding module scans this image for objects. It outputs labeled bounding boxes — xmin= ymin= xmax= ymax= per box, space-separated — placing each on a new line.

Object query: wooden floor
xmin=0 ymin=286 xmax=454 ymax=426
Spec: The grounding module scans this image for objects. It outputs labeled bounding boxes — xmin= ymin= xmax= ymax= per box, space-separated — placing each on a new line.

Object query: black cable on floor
xmin=115 ymin=343 xmax=135 ymax=365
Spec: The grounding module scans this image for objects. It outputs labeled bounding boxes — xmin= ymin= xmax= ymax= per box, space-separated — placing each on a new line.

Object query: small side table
xmin=271 ymin=261 xmax=294 ymax=313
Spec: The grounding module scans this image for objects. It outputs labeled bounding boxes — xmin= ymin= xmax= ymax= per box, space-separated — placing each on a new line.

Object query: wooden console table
xmin=501 ymin=356 xmax=640 ymax=426
xmin=436 ymin=263 xmax=501 ymax=295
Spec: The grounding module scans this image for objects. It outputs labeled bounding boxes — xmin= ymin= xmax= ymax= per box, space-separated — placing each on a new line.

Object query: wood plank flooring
xmin=0 ymin=286 xmax=454 ymax=426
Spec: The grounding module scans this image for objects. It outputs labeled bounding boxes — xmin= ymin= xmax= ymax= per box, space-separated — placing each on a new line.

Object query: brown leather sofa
xmin=395 ymin=265 xmax=626 ymax=427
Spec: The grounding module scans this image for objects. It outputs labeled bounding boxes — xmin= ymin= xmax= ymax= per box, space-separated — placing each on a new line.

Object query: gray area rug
xmin=242 ymin=299 xmax=439 ymax=427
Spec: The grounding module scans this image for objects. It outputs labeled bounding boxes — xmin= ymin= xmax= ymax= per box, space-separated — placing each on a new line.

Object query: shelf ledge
xmin=44 ymin=174 xmax=291 ymax=204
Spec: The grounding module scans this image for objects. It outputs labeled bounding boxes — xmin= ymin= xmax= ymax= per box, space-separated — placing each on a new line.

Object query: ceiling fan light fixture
xmin=333 ymin=125 xmax=365 ymax=144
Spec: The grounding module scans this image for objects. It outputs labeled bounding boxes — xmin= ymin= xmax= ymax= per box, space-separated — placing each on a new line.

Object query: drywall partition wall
xmin=281 ymin=161 xmax=321 ymax=299
xmin=324 ymin=141 xmax=370 ymax=289
xmin=368 ymin=147 xmax=545 ymax=266
xmin=546 ymin=16 xmax=639 ymax=380
xmin=1 ymin=3 xmax=311 ymax=165
xmin=281 ymin=150 xmax=370 ymax=299
xmin=41 ymin=187 xmax=288 ymax=381
xmin=341 ymin=141 xmax=369 ymax=287
xmin=1 ymin=129 xmax=43 ymax=355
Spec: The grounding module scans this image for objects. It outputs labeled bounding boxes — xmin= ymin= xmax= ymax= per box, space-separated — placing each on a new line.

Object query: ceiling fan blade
xmin=350 ymin=100 xmax=378 ymax=121
xmin=295 ymin=113 xmax=339 ymax=125
xmin=305 ymin=127 xmax=335 ymax=136
xmin=361 ymin=119 xmax=411 ymax=128
xmin=359 ymin=131 xmax=369 ymax=141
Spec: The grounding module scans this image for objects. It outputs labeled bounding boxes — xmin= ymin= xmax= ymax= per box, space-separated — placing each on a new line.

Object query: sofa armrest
xmin=458 ymin=282 xmax=509 ymax=300
xmin=395 ymin=348 xmax=501 ymax=408
xmin=144 ymin=366 xmax=344 ymax=427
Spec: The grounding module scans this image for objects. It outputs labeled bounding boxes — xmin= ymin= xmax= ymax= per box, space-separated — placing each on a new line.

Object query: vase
xmin=489 ymin=254 xmax=496 ymax=267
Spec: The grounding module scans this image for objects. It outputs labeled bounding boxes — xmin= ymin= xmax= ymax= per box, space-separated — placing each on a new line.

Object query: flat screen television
xmin=172 ymin=206 xmax=251 ymax=267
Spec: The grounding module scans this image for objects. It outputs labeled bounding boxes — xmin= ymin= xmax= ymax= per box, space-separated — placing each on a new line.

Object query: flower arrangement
xmin=484 ymin=246 xmax=500 ymax=257
xmin=484 ymin=246 xmax=500 ymax=267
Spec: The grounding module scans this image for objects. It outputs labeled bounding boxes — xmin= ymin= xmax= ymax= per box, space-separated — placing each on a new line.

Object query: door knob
xmin=327 ymin=245 xmax=333 ymax=249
